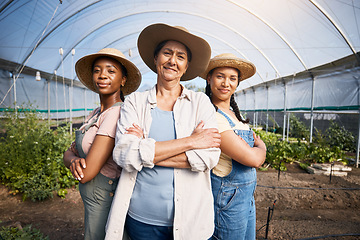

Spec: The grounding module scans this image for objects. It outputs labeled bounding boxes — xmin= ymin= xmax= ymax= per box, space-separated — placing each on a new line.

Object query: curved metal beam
xmin=309 ymin=0 xmax=359 ymax=63
xmin=103 ymin=29 xmax=266 ymax=83
xmin=51 ymin=10 xmax=281 ymax=80
xmin=226 ymin=0 xmax=309 ymax=71
xmin=19 ymin=0 xmax=103 ymax=68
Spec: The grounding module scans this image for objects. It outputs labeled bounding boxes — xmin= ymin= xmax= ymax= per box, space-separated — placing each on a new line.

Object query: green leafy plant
xmin=254 ymin=128 xmax=347 ymax=171
xmin=324 ymin=121 xmax=356 ymax=152
xmin=0 ymin=224 xmax=49 ymax=240
xmin=0 ymin=105 xmax=76 ymax=201
xmin=289 ymin=114 xmax=309 ymax=140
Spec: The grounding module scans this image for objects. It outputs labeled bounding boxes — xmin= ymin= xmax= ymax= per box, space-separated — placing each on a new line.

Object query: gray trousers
xmin=79 ymin=172 xmax=119 ymax=240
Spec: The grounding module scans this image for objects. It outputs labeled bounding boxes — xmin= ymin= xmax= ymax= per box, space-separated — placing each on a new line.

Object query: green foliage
xmin=255 ymin=129 xmax=347 ymax=171
xmin=289 ymin=114 xmax=309 ymax=140
xmin=0 ymin=105 xmax=76 ymax=201
xmin=324 ymin=121 xmax=356 ymax=152
xmin=0 ymin=224 xmax=49 ymax=240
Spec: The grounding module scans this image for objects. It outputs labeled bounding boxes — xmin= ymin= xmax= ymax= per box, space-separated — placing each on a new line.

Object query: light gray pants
xmin=79 ymin=173 xmax=119 ymax=240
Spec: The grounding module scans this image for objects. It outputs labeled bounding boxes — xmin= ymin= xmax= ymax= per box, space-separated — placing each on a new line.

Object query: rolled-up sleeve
xmin=113 ymin=93 xmax=156 ymax=172
xmin=185 ymin=93 xmax=221 ymax=172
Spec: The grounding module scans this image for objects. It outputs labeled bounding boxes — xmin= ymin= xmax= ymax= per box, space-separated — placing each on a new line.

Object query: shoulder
xmin=182 ymin=87 xmax=211 ymax=104
xmin=98 ymin=104 xmax=121 ymax=124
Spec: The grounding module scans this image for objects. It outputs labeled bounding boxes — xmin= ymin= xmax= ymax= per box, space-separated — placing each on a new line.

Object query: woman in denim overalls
xmin=202 ymin=53 xmax=267 ymax=240
xmin=63 ymin=48 xmax=141 ymax=240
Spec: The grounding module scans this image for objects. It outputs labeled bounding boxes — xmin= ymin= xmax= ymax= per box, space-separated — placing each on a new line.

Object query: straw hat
xmin=75 ymin=48 xmax=141 ymax=95
xmin=201 ymin=53 xmax=256 ymax=82
xmin=137 ymin=23 xmax=211 ymax=81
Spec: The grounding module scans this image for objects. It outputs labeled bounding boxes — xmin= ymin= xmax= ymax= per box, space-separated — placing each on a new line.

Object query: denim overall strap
xmin=217 ymin=108 xmax=236 ymax=128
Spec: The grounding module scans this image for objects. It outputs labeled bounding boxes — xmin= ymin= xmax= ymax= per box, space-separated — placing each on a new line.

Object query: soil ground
xmin=0 ymin=163 xmax=359 ymax=240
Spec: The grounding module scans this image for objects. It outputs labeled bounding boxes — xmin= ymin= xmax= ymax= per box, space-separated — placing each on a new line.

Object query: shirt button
xmin=108 ymin=180 xmax=113 ymax=185
xmin=109 ymin=192 xmax=114 ymax=197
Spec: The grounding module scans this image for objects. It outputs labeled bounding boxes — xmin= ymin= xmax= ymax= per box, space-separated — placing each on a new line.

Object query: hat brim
xmin=200 ymin=56 xmax=256 ymax=81
xmin=137 ymin=23 xmax=211 ymax=81
xmin=75 ymin=52 xmax=141 ymax=95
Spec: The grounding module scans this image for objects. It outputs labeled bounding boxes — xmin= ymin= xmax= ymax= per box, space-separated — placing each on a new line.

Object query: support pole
xmin=12 ymin=72 xmax=16 ymax=113
xmin=282 ymin=80 xmax=287 ymax=141
xmin=266 ymin=85 xmax=269 ymax=132
xmin=310 ymin=76 xmax=316 ymax=143
xmin=84 ymin=88 xmax=87 ymax=123
xmin=253 ymin=88 xmax=256 ymax=128
xmin=47 ymin=80 xmax=50 ymax=126
xmin=287 ymin=112 xmax=290 ymax=141
xmin=70 ymin=49 xmax=75 ymax=135
xmin=356 ymin=76 xmax=360 ymax=168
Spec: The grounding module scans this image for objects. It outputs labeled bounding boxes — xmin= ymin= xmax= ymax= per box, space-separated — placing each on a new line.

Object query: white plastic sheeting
xmin=0 ymin=0 xmax=359 ymax=91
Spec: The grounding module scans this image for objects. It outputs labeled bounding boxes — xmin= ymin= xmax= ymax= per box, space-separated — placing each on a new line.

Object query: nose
xmin=222 ymin=77 xmax=230 ymax=87
xmin=168 ymin=54 xmax=176 ymax=65
xmin=99 ymin=69 xmax=108 ymax=79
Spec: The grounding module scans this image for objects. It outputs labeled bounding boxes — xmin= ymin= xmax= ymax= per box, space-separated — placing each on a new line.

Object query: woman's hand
xmin=69 ymin=157 xmax=86 ymax=181
xmin=190 ymin=121 xmax=221 ymax=149
xmin=125 ymin=123 xmax=144 ymax=138
xmin=253 ymin=131 xmax=266 ymax=150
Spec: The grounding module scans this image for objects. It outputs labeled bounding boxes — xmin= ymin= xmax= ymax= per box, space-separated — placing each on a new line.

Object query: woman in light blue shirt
xmin=105 ymin=23 xmax=221 ymax=240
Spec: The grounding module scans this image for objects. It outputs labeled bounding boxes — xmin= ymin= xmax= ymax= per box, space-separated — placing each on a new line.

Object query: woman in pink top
xmin=63 ymin=48 xmax=141 ymax=240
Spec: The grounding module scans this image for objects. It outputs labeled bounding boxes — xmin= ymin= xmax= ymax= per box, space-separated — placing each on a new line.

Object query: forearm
xmin=232 ymin=146 xmax=266 ymax=168
xmin=155 ymin=153 xmax=190 ymax=168
xmin=63 ymin=149 xmax=79 ymax=169
xmin=153 ymin=137 xmax=193 ymax=164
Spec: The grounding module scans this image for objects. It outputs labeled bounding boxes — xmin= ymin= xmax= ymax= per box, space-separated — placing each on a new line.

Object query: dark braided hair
xmin=230 ymin=94 xmax=249 ymax=124
xmin=120 ymin=90 xmax=125 ymax=102
xmin=205 ymin=69 xmax=249 ymax=124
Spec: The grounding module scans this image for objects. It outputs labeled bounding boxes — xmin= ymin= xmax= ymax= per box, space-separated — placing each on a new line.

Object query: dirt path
xmin=1 ymin=165 xmax=359 ymax=239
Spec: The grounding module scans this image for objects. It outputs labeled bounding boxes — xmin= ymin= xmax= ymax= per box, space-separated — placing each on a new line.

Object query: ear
xmin=121 ymin=76 xmax=127 ymax=87
xmin=206 ymin=74 xmax=211 ymax=85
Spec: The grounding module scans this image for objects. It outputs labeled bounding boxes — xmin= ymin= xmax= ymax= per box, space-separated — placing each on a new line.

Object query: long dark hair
xmin=205 ymin=69 xmax=249 ymax=124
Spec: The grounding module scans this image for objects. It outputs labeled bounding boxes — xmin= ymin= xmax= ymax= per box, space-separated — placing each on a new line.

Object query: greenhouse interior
xmin=0 ymin=0 xmax=359 ymax=167
xmin=0 ymin=0 xmax=360 ymax=239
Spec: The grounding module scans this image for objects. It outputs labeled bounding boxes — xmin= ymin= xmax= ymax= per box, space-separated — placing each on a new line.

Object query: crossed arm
xmin=63 ymin=135 xmax=115 ymax=183
xmin=125 ymin=121 xmax=221 ymax=169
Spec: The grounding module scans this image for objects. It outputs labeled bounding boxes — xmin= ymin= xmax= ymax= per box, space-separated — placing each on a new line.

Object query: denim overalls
xmin=75 ymin=104 xmax=120 ymax=240
xmin=211 ymin=109 xmax=257 ymax=240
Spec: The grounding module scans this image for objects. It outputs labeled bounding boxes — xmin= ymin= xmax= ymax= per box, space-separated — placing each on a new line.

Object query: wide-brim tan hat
xmin=137 ymin=23 xmax=211 ymax=81
xmin=75 ymin=48 xmax=141 ymax=95
xmin=201 ymin=53 xmax=256 ymax=81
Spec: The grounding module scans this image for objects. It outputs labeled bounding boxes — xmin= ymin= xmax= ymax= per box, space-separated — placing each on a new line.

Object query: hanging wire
xmin=0 ymin=2 xmax=61 ymax=107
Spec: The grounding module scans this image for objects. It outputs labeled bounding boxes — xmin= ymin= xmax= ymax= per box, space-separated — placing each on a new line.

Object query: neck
xmin=99 ymin=93 xmax=121 ymax=112
xmin=156 ymin=80 xmax=182 ymax=98
xmin=212 ymin=97 xmax=231 ymax=112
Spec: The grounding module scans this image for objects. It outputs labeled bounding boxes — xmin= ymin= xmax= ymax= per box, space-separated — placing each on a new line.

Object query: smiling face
xmin=154 ymin=40 xmax=189 ymax=83
xmin=92 ymin=57 xmax=126 ymax=96
xmin=207 ymin=67 xmax=240 ymax=103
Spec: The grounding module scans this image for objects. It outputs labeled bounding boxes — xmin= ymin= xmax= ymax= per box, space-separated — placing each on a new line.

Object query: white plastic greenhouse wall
xmin=0 ymin=0 xmax=359 ymax=166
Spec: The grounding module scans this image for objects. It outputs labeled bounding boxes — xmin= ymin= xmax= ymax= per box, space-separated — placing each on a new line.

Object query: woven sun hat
xmin=200 ymin=53 xmax=256 ymax=82
xmin=137 ymin=23 xmax=211 ymax=81
xmin=75 ymin=48 xmax=141 ymax=95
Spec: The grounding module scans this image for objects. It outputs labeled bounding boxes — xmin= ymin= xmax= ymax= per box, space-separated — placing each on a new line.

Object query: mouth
xmin=219 ymin=88 xmax=230 ymax=94
xmin=97 ymin=82 xmax=109 ymax=88
xmin=164 ymin=66 xmax=177 ymax=72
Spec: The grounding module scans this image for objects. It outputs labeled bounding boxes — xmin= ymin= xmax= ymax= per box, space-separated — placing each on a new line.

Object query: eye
xmin=93 ymin=69 xmax=100 ymax=73
xmin=230 ymin=77 xmax=238 ymax=81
